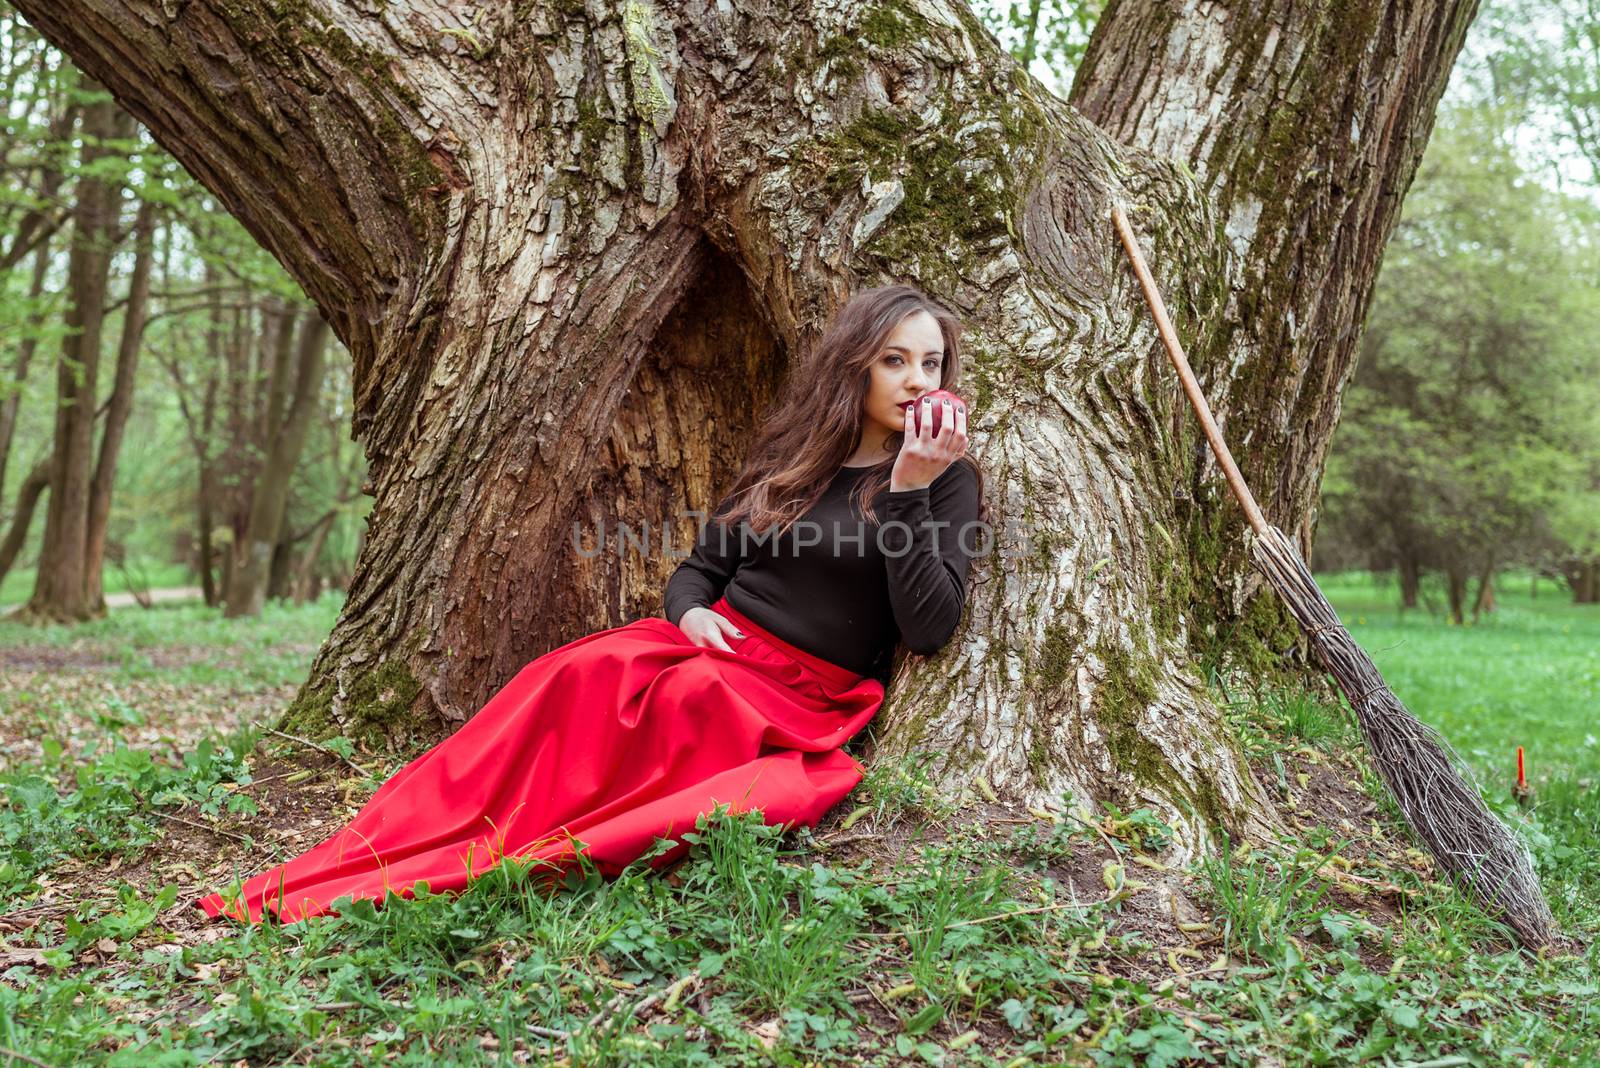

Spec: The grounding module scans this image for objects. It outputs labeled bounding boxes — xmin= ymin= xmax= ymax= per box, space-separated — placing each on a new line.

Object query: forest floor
xmin=0 ymin=584 xmax=1596 ymax=1066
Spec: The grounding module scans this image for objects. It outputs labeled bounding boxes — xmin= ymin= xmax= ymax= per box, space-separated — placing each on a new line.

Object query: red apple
xmin=903 ymin=388 xmax=968 ymax=437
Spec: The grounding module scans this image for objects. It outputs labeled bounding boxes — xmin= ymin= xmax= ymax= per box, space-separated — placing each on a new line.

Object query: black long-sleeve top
xmin=663 ymin=462 xmax=983 ymax=683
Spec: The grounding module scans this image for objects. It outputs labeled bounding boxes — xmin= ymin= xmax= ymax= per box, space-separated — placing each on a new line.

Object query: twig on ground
xmin=581 ymin=969 xmax=702 ymax=1032
xmin=0 ymin=1044 xmax=54 ymax=1068
xmin=1065 ymin=810 xmax=1124 ymax=861
xmin=813 ymin=831 xmax=878 ymax=850
xmin=251 ymin=721 xmax=372 ymax=777
xmin=156 ymin=810 xmax=253 ymax=845
xmin=1155 ymin=1002 xmax=1230 ymax=1024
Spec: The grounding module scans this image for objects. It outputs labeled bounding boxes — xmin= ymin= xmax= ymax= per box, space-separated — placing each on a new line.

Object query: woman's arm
xmin=663 ymin=492 xmax=751 ymax=626
xmin=879 ymin=462 xmax=982 ymax=653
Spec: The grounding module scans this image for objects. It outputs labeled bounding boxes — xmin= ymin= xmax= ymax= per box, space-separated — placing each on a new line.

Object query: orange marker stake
xmin=1513 ymin=746 xmax=1534 ymax=809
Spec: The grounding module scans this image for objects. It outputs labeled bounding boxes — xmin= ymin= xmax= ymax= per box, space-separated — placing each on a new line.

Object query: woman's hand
xmin=891 ymin=395 xmax=969 ymax=492
xmin=678 ymin=606 xmax=746 ymax=651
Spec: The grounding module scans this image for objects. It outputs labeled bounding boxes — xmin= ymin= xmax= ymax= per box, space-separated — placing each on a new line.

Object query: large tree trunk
xmin=13 ymin=0 xmax=1480 ymax=852
xmin=25 ymin=93 xmax=134 ymax=622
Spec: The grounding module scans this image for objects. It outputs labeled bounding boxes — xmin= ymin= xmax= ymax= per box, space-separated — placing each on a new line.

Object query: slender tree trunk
xmin=1446 ymin=566 xmax=1468 ymax=625
xmin=267 ymin=509 xmax=294 ymax=601
xmin=1397 ymin=554 xmax=1421 ymax=610
xmin=291 ymin=424 xmax=362 ymax=604
xmin=1020 ymin=0 xmax=1045 ymax=67
xmin=292 ymin=509 xmax=341 ymax=604
xmin=196 ymin=373 xmax=219 ymax=608
xmin=26 ymin=93 xmax=134 ymax=622
xmin=85 ymin=198 xmax=157 ymax=612
xmin=191 ymin=271 xmax=225 ymax=608
xmin=218 ymin=296 xmax=253 ymax=606
xmin=0 ymin=240 xmax=52 ymax=506
xmin=14 ymin=0 xmax=1481 ymax=851
xmin=1470 ymin=560 xmax=1495 ymax=621
xmin=260 ymin=299 xmax=294 ymax=459
xmin=226 ymin=313 xmax=330 ymax=618
xmin=0 ymin=456 xmax=51 ymax=588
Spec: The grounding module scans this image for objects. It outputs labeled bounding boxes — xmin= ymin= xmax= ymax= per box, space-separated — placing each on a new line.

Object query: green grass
xmin=1318 ymin=569 xmax=1600 ymax=782
xmin=0 ymin=576 xmax=1595 ymax=1064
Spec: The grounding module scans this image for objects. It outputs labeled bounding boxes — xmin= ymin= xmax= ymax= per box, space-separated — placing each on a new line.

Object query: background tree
xmin=223 ymin=303 xmax=331 ymax=617
xmin=0 ymin=11 xmax=77 ymax=507
xmin=1 ymin=1 xmax=367 ymax=617
xmin=20 ymin=86 xmax=138 ymax=622
xmin=1464 ymin=0 xmax=1600 ymax=602
xmin=1319 ymin=94 xmax=1600 ymax=614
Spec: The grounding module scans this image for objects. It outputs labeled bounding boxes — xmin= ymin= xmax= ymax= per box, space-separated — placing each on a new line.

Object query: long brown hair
xmin=716 ymin=284 xmax=989 ymax=536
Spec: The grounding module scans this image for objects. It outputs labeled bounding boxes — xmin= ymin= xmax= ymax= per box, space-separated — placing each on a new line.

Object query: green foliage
xmin=0 ymin=728 xmax=257 ymax=905
xmin=1321 ymin=97 xmax=1600 ymax=600
xmin=970 ymin=0 xmax=1105 ymax=93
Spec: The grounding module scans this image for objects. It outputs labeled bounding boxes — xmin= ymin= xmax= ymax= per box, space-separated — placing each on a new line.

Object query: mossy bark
xmin=17 ymin=0 xmax=1476 ymax=849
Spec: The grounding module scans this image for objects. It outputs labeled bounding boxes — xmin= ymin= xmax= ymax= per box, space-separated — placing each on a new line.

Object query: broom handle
xmin=1110 ymin=202 xmax=1269 ymax=537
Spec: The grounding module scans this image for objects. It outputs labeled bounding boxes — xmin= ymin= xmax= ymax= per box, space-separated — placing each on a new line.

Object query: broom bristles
xmin=1247 ymin=525 xmax=1556 ymax=950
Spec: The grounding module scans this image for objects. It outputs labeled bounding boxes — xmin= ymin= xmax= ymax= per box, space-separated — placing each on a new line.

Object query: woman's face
xmin=862 ymin=310 xmax=946 ymax=439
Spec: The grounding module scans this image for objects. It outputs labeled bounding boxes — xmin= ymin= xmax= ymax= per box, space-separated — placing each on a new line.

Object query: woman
xmin=199 ymin=284 xmax=986 ymax=923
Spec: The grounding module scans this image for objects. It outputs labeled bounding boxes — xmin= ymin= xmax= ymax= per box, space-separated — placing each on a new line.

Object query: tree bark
xmin=85 ymin=197 xmax=158 ymax=612
xmin=25 ymin=92 xmax=134 ymax=622
xmin=226 ymin=312 xmax=331 ymax=618
xmin=12 ymin=0 xmax=1480 ymax=851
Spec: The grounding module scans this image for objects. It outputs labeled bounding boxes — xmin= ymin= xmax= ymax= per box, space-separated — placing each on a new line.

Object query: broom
xmin=1109 ymin=202 xmax=1558 ymax=951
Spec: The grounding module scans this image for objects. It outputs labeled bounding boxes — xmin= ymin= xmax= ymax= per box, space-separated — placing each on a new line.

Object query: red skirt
xmin=196 ymin=596 xmax=885 ymax=923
